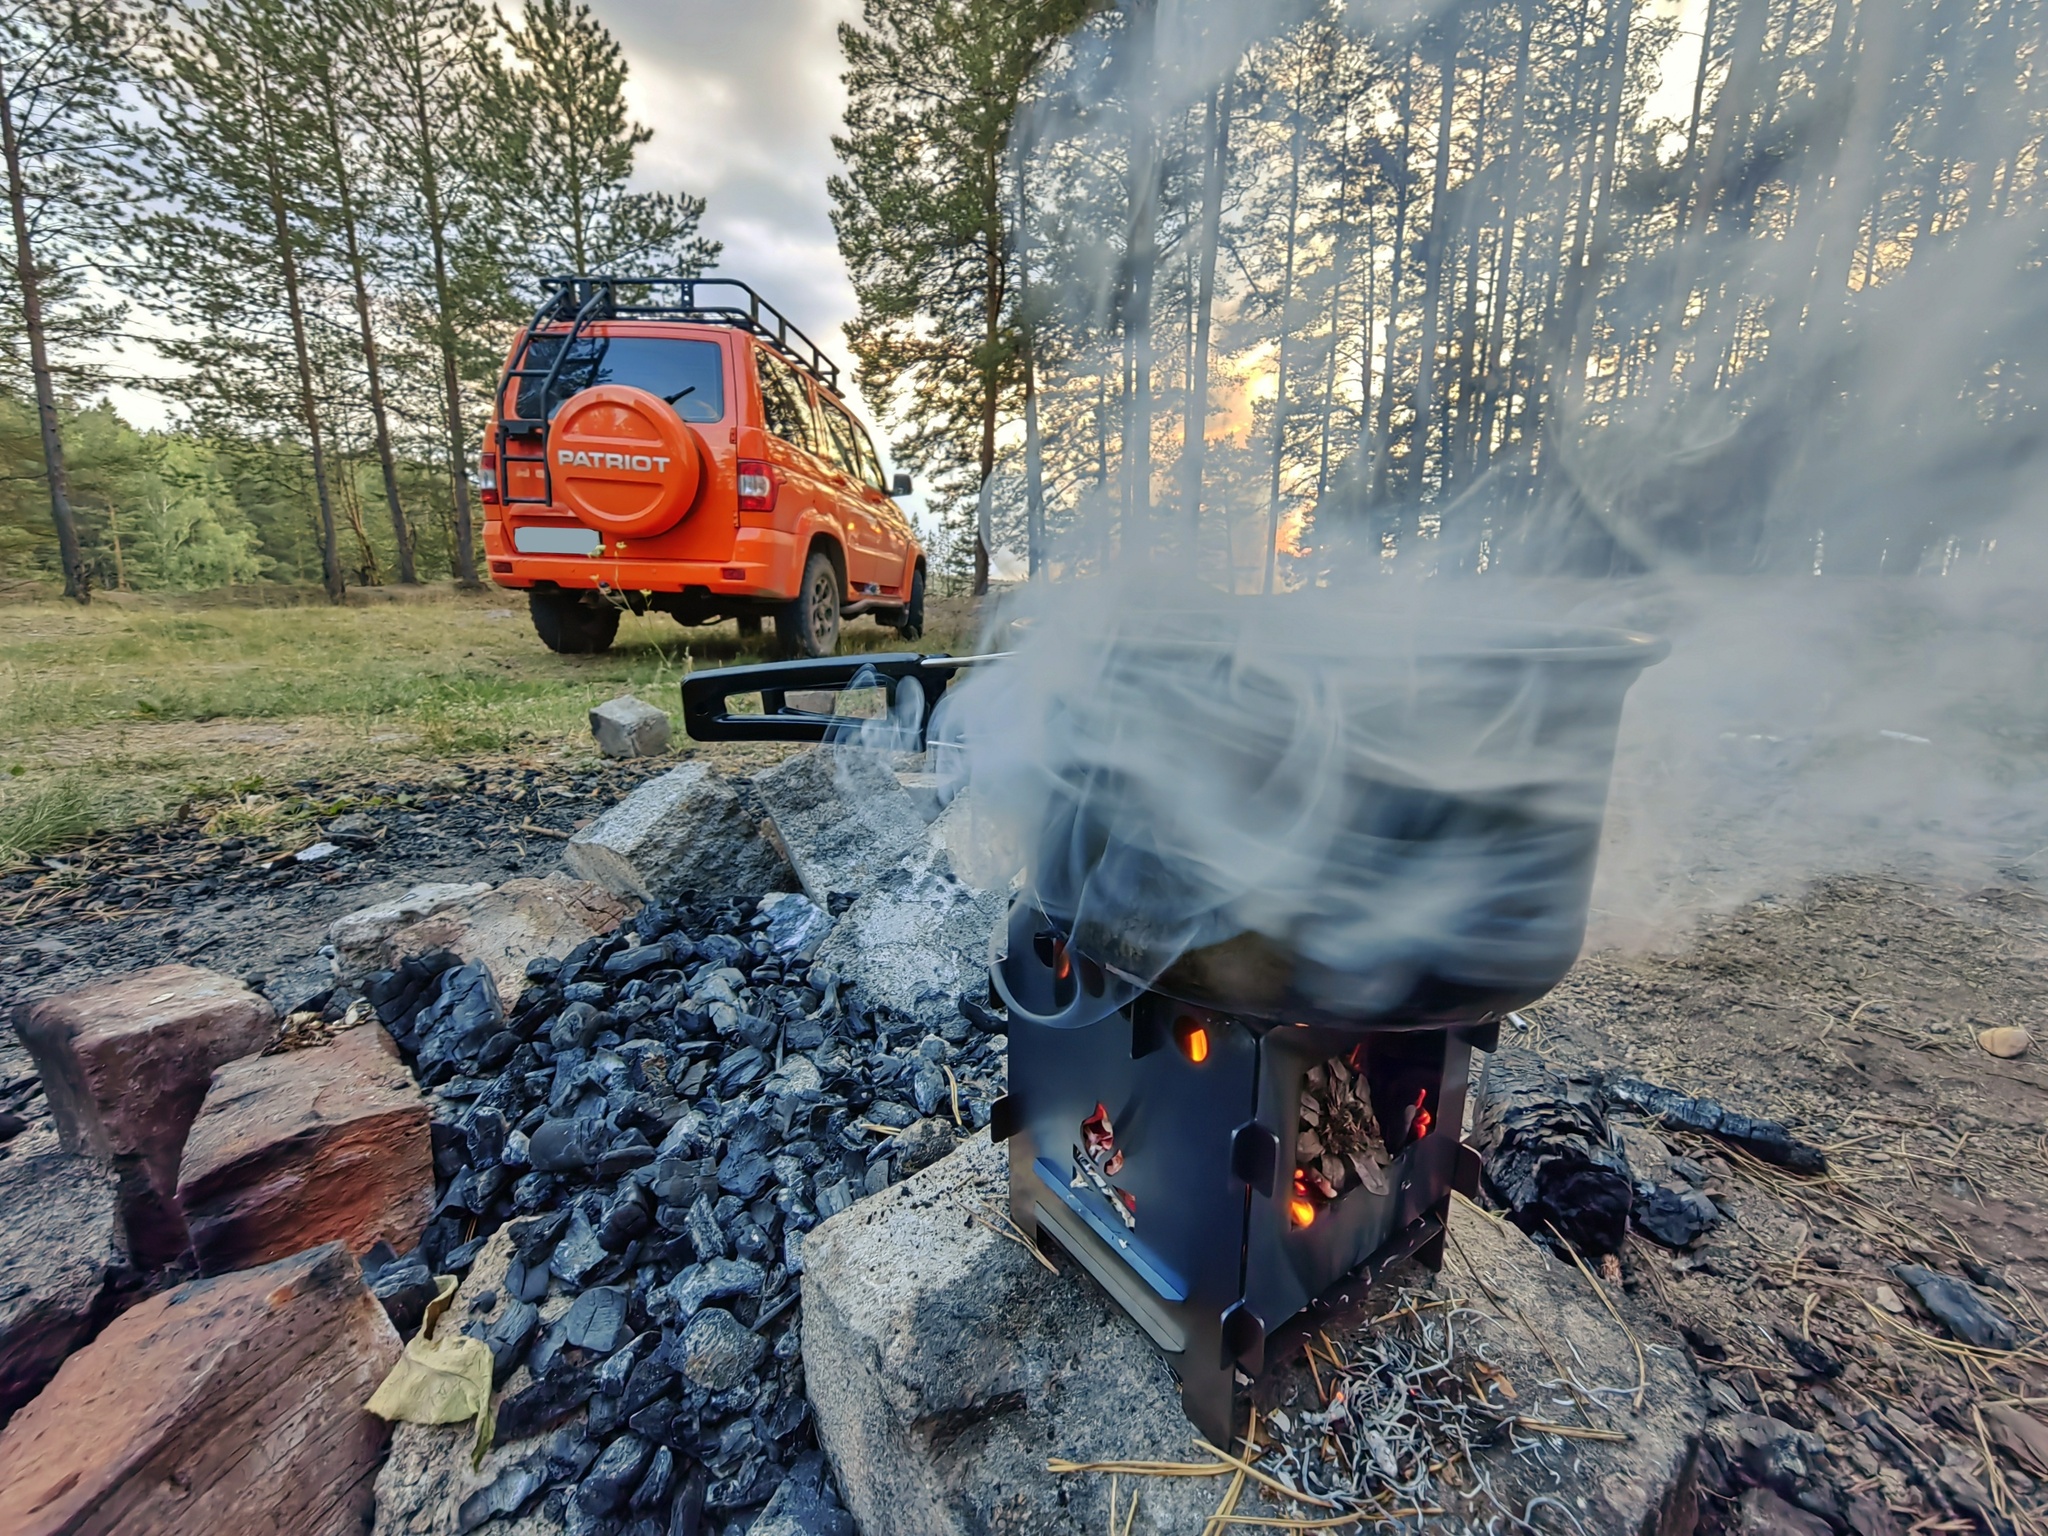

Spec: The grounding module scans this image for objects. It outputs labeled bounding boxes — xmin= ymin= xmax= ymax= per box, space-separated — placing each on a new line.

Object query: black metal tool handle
xmin=680 ymin=653 xmax=955 ymax=745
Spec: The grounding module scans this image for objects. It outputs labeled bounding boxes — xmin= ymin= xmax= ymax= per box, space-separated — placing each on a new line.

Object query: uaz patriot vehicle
xmin=481 ymin=276 xmax=925 ymax=657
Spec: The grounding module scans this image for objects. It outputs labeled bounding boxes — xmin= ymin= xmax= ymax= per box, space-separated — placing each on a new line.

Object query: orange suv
xmin=480 ymin=276 xmax=924 ymax=657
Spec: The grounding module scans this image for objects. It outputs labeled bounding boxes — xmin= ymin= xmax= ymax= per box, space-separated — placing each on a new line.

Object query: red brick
xmin=176 ymin=1024 xmax=433 ymax=1275
xmin=0 ymin=1241 xmax=402 ymax=1536
xmin=14 ymin=966 xmax=276 ymax=1267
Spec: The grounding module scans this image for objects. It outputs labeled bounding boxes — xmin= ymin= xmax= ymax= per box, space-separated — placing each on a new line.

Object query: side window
xmin=756 ymin=346 xmax=818 ymax=454
xmin=817 ymin=399 xmax=867 ymax=483
xmin=852 ymin=421 xmax=889 ymax=493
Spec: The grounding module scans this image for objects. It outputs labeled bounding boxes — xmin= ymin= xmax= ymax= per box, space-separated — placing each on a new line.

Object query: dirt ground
xmin=1530 ymin=874 xmax=2048 ymax=1535
xmin=4 ymin=741 xmax=2046 ymax=1535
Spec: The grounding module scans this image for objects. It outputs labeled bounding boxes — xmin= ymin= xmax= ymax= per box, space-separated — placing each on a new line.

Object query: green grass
xmin=0 ymin=583 xmax=975 ymax=865
xmin=0 ymin=773 xmax=100 ymax=862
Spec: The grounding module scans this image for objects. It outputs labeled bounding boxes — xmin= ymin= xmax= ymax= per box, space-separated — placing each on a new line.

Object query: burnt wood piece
xmin=1471 ymin=1055 xmax=1632 ymax=1256
xmin=1603 ymin=1076 xmax=1827 ymax=1175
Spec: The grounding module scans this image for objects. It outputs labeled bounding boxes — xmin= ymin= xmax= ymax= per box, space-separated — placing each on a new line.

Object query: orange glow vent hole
xmin=1288 ymin=1197 xmax=1317 ymax=1228
xmin=1172 ymin=1018 xmax=1210 ymax=1064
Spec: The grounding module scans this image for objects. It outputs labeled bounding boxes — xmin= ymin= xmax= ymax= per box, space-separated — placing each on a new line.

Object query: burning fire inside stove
xmin=1073 ymin=1102 xmax=1136 ymax=1227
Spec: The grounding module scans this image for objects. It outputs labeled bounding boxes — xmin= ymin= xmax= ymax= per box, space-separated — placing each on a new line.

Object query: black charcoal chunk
xmin=575 ymin=1432 xmax=654 ymax=1517
xmin=496 ymin=1364 xmax=597 ymax=1441
xmin=457 ymin=1453 xmax=549 ymax=1532
xmin=562 ymin=1285 xmax=632 ymax=1354
xmin=1633 ymin=1185 xmax=1721 ymax=1248
xmin=669 ymin=1308 xmax=765 ymax=1392
xmin=1894 ymin=1264 xmax=2018 ymax=1350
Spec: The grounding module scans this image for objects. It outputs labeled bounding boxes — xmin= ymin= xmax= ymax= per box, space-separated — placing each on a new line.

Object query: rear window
xmin=515 ymin=335 xmax=725 ymax=423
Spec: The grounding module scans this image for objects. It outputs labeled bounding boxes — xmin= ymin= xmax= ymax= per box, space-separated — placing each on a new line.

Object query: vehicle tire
xmin=735 ymin=615 xmax=763 ymax=640
xmin=775 ymin=550 xmax=842 ymax=658
xmin=896 ymin=564 xmax=926 ymax=641
xmin=529 ymin=590 xmax=620 ymax=654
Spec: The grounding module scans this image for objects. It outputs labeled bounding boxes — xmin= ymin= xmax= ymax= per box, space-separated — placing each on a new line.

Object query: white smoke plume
xmin=918 ymin=0 xmax=2048 ymax=984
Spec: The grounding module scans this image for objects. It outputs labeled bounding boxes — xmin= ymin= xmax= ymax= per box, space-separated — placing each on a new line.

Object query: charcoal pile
xmin=358 ymin=888 xmax=1009 ymax=1535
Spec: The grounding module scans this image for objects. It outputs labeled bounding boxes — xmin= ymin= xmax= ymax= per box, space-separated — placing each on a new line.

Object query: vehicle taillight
xmin=480 ymin=452 xmax=499 ymax=506
xmin=737 ymin=460 xmax=778 ymax=512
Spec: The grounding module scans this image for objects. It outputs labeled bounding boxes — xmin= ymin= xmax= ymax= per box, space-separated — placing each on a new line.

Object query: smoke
xmin=926 ymin=0 xmax=2048 ymax=984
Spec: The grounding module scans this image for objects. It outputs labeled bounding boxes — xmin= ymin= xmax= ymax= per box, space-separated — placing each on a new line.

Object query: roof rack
xmin=492 ymin=276 xmax=843 ymax=509
xmin=529 ymin=275 xmax=839 ymax=391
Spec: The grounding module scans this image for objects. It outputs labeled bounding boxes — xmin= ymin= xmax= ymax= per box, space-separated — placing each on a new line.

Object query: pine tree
xmin=484 ymin=0 xmax=718 ymax=280
xmin=831 ymin=0 xmax=1086 ymax=594
xmin=0 ymin=0 xmax=128 ymax=600
xmin=365 ymin=0 xmax=508 ymax=588
xmin=305 ymin=0 xmax=415 ymax=581
xmin=125 ymin=0 xmax=349 ymax=600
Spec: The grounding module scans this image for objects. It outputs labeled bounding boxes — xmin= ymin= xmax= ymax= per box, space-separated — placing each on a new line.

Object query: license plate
xmin=512 ymin=525 xmax=601 ymax=556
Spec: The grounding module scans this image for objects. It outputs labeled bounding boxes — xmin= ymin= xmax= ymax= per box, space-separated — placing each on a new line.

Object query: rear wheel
xmin=529 ymin=590 xmax=620 ymax=654
xmin=775 ymin=550 xmax=842 ymax=658
xmin=896 ymin=564 xmax=926 ymax=641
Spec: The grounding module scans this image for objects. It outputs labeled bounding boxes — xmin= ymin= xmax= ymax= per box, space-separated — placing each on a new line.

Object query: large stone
xmin=564 ymin=762 xmax=792 ymax=904
xmin=810 ymin=821 xmax=1004 ymax=1035
xmin=588 ymin=694 xmax=671 ymax=758
xmin=13 ymin=965 xmax=277 ymax=1267
xmin=333 ymin=877 xmax=636 ymax=996
xmin=750 ymin=747 xmax=930 ymax=907
xmin=0 ymin=1147 xmax=127 ymax=1427
xmin=802 ymin=1133 xmax=1706 ymax=1536
xmin=330 ymin=883 xmax=495 ymax=977
xmin=0 ymin=1241 xmax=401 ymax=1536
xmin=176 ymin=1023 xmax=433 ymax=1275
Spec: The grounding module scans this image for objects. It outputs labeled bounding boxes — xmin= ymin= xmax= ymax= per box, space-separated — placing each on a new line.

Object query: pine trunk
xmin=1367 ymin=52 xmax=1417 ymax=505
xmin=257 ymin=74 xmax=343 ymax=602
xmin=1184 ymin=78 xmax=1231 ymax=554
xmin=1263 ymin=105 xmax=1305 ymax=596
xmin=314 ymin=35 xmax=414 ymax=582
xmin=1411 ymin=15 xmax=1460 ymax=500
xmin=413 ymin=84 xmax=478 ymax=587
xmin=0 ymin=61 xmax=84 ymax=601
xmin=975 ymin=143 xmax=1001 ymax=596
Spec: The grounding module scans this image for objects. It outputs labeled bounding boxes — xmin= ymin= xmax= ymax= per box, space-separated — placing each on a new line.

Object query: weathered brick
xmin=13 ymin=966 xmax=275 ymax=1267
xmin=176 ymin=1024 xmax=432 ymax=1276
xmin=0 ymin=1242 xmax=401 ymax=1536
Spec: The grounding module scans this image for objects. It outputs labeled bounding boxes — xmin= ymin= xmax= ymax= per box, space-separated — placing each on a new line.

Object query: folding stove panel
xmin=995 ymin=992 xmax=1489 ymax=1444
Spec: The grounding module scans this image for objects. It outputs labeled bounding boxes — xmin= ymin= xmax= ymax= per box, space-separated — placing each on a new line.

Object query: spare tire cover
xmin=548 ymin=384 xmax=701 ymax=539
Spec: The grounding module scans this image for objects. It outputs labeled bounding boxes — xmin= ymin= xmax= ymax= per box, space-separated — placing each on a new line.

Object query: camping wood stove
xmin=987 ymin=897 xmax=1493 ymax=1444
xmin=678 ymin=620 xmax=1665 ymax=1445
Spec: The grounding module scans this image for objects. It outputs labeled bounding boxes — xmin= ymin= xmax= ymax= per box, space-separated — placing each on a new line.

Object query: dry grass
xmin=0 ymin=582 xmax=977 ymax=862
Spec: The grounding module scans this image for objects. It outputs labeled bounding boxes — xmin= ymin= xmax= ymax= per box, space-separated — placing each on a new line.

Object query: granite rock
xmin=563 ymin=763 xmax=791 ymax=904
xmin=809 ymin=822 xmax=1004 ymax=1038
xmin=588 ymin=695 xmax=671 ymax=759
xmin=750 ymin=747 xmax=929 ymax=908
xmin=802 ymin=1133 xmax=1707 ymax=1536
xmin=335 ymin=878 xmax=637 ymax=998
xmin=330 ymin=884 xmax=495 ymax=979
xmin=0 ymin=1147 xmax=127 ymax=1427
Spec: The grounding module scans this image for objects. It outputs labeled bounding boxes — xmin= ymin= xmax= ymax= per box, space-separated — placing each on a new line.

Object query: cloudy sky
xmin=604 ymin=0 xmax=861 ymax=374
